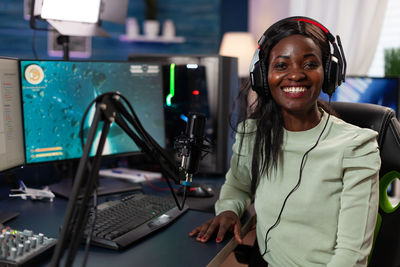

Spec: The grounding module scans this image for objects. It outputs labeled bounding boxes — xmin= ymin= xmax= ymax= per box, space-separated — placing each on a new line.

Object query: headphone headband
xmin=293 ymin=18 xmax=329 ymax=34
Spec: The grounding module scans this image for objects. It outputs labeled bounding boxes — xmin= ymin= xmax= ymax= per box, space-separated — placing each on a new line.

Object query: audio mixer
xmin=0 ymin=224 xmax=56 ymax=266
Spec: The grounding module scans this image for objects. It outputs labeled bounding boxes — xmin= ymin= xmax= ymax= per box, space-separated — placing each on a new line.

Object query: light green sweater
xmin=215 ymin=110 xmax=381 ymax=267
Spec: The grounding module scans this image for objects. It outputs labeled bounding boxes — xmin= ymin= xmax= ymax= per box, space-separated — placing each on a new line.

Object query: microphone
xmin=175 ymin=112 xmax=206 ymax=181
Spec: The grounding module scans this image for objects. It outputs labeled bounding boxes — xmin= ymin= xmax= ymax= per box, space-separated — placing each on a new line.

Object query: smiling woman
xmin=189 ymin=17 xmax=381 ymax=267
xmin=267 ymin=34 xmax=324 ymax=130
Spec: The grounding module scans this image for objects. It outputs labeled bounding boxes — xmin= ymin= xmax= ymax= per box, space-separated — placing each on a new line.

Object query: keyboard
xmin=84 ymin=193 xmax=188 ymax=250
xmin=0 ymin=225 xmax=57 ymax=266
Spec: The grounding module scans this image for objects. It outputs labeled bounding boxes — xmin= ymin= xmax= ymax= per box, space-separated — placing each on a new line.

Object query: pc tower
xmin=128 ymin=54 xmax=239 ymax=175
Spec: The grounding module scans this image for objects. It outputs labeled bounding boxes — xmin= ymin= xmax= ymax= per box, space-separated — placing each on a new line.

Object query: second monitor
xmin=319 ymin=76 xmax=399 ymax=117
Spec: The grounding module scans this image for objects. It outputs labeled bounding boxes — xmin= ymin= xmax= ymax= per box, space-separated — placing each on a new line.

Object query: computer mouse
xmin=177 ymin=184 xmax=214 ymax=198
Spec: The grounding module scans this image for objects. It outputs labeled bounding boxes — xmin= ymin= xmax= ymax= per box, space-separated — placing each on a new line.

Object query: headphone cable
xmin=262 ymin=98 xmax=332 ymax=256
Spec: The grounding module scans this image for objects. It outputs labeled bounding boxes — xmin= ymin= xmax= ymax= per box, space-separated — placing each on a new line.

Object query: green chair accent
xmin=379 ymin=171 xmax=400 ymax=214
xmin=331 ymin=102 xmax=400 ymax=267
xmin=369 ymin=171 xmax=400 ymax=265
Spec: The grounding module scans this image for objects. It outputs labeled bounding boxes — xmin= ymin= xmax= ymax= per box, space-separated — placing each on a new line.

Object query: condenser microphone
xmin=178 ymin=112 xmax=206 ymax=178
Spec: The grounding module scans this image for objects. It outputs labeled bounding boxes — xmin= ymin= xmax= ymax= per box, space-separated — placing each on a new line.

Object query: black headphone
xmin=249 ymin=16 xmax=347 ymax=97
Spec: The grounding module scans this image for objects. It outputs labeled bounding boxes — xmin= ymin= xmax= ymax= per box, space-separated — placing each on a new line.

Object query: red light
xmin=192 ymin=90 xmax=200 ymax=95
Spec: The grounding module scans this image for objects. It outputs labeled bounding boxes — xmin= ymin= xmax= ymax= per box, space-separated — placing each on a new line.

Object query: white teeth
xmin=282 ymin=87 xmax=307 ymax=93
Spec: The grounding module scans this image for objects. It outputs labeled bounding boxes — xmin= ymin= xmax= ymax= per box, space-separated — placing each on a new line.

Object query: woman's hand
xmin=189 ymin=210 xmax=243 ymax=244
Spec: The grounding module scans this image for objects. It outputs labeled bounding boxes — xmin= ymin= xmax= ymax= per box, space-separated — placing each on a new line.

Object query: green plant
xmin=145 ymin=0 xmax=157 ymax=20
xmin=384 ymin=48 xmax=400 ymax=76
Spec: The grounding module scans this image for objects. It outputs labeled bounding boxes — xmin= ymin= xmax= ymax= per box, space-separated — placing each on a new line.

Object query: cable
xmin=144 ymin=175 xmax=178 ymax=192
xmin=31 ymin=30 xmax=38 ymax=59
xmin=262 ymin=99 xmax=332 ymax=256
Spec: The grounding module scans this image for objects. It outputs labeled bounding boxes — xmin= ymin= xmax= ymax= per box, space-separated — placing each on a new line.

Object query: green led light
xmin=166 ymin=63 xmax=175 ymax=106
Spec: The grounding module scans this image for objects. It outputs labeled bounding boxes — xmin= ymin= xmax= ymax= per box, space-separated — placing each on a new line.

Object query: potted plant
xmin=384 ymin=48 xmax=400 ymax=76
xmin=143 ymin=0 xmax=159 ymax=38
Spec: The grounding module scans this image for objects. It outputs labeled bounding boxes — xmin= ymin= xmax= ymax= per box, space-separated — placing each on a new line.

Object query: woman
xmin=189 ymin=17 xmax=381 ymax=266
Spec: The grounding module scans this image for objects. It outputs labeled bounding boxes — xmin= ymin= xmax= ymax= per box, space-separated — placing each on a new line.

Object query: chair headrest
xmin=330 ymin=101 xmax=400 ymax=177
xmin=330 ymin=102 xmax=395 ymax=147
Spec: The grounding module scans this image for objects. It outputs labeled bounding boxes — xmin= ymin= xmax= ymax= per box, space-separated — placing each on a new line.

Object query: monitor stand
xmin=49 ymin=176 xmax=142 ymax=199
xmin=0 ymin=211 xmax=19 ymax=224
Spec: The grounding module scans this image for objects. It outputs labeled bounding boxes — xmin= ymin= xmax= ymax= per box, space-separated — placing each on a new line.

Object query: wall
xmin=220 ymin=0 xmax=248 ymax=37
xmin=0 ymin=0 xmax=229 ymax=60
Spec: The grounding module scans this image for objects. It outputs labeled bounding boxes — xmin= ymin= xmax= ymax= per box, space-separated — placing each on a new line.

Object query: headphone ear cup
xmin=251 ymin=60 xmax=270 ymax=97
xmin=251 ymin=60 xmax=265 ymax=95
xmin=323 ymin=55 xmax=339 ymax=96
xmin=259 ymin=60 xmax=270 ymax=97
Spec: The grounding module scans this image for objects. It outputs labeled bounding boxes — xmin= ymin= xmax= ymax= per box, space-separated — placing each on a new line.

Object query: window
xmin=368 ymin=0 xmax=400 ymax=77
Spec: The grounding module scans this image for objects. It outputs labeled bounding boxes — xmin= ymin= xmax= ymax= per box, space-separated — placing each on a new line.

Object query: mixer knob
xmin=15 ymin=233 xmax=21 ymax=243
xmin=31 ymin=237 xmax=37 ymax=248
xmin=24 ymin=240 xmax=31 ymax=252
xmin=17 ymin=243 xmax=23 ymax=256
xmin=4 ymin=231 xmax=10 ymax=240
xmin=1 ymin=242 xmax=8 ymax=257
xmin=10 ymin=247 xmax=17 ymax=259
xmin=0 ymin=245 xmax=6 ymax=259
xmin=23 ymin=230 xmax=33 ymax=238
xmin=38 ymin=233 xmax=44 ymax=244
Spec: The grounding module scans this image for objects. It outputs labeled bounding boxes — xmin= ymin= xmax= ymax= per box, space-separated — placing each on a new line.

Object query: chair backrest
xmin=331 ymin=101 xmax=400 ymax=267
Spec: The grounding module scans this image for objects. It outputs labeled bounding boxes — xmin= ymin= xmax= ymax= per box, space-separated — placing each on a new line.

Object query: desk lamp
xmin=219 ymin=32 xmax=257 ymax=82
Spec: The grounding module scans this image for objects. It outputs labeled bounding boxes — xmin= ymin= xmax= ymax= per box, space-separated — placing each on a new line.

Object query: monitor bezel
xmin=18 ymin=59 xmax=166 ymax=167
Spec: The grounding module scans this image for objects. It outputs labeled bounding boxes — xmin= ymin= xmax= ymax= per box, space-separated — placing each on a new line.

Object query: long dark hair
xmin=231 ymin=19 xmax=332 ymax=195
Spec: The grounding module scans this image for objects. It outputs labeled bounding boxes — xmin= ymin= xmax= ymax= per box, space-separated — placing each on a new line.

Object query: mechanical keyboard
xmin=0 ymin=225 xmax=57 ymax=267
xmin=84 ymin=193 xmax=188 ymax=250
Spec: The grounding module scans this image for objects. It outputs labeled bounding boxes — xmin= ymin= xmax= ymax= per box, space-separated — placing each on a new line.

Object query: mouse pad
xmin=185 ymin=185 xmax=220 ymax=213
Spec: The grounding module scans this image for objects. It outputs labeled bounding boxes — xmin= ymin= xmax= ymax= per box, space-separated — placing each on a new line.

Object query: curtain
xmin=248 ymin=0 xmax=291 ymax=40
xmin=248 ymin=0 xmax=388 ymax=75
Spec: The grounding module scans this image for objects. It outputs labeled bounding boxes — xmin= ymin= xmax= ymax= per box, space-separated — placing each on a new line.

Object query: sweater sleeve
xmin=327 ymin=130 xmax=381 ymax=267
xmin=214 ymin=126 xmax=254 ymax=218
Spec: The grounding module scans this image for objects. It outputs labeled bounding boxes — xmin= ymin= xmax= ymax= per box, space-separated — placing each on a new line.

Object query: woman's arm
xmin=215 ymin=130 xmax=254 ymax=218
xmin=328 ymin=132 xmax=381 ymax=267
xmin=190 ymin=128 xmax=254 ymax=243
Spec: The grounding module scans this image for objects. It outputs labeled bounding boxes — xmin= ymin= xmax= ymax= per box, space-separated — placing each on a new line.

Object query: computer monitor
xmin=0 ymin=57 xmax=25 ymax=172
xmin=0 ymin=57 xmax=25 ymax=223
xmin=319 ymin=76 xmax=399 ymax=118
xmin=19 ymin=60 xmax=166 ymax=164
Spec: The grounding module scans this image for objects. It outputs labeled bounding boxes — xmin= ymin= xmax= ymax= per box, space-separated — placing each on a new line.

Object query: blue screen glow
xmin=319 ymin=76 xmax=398 ymax=115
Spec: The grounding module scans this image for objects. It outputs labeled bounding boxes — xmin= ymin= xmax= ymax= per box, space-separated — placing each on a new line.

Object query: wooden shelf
xmin=119 ymin=34 xmax=185 ymax=43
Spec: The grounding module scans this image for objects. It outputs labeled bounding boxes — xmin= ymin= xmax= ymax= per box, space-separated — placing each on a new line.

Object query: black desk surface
xmin=0 ymin=176 xmax=237 ymax=267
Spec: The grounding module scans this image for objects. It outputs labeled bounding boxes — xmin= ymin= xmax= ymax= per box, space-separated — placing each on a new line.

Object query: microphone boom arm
xmin=111 ymin=98 xmax=184 ymax=184
xmin=51 ymin=92 xmax=192 ymax=267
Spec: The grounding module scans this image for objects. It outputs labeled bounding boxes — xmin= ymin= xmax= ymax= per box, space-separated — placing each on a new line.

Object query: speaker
xmin=128 ymin=54 xmax=239 ymax=175
xmin=249 ymin=16 xmax=346 ymax=97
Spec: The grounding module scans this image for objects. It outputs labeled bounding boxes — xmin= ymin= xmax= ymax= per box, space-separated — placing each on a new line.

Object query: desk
xmin=0 ymin=177 xmax=251 ymax=267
